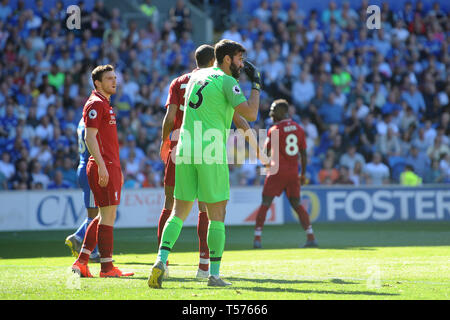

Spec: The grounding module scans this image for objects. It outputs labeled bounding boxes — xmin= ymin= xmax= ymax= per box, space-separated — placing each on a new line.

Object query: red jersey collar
xmin=276 ymin=118 xmax=292 ymax=125
xmin=92 ymin=90 xmax=109 ymax=103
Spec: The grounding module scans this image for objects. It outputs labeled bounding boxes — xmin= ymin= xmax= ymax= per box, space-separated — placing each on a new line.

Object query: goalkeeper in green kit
xmin=148 ymin=39 xmax=262 ymax=288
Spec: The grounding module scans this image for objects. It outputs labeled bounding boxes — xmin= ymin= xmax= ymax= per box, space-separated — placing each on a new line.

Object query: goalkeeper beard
xmin=230 ymin=61 xmax=241 ymax=79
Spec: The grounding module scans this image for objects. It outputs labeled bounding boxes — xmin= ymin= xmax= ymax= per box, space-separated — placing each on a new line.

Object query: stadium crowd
xmin=0 ymin=0 xmax=449 ymax=191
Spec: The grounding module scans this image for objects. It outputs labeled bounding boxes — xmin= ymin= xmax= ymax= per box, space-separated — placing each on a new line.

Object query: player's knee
xmin=262 ymin=196 xmax=273 ymax=207
xmin=164 ymin=197 xmax=174 ymax=210
xmin=87 ymin=208 xmax=99 ymax=219
xmin=288 ymin=198 xmax=300 ymax=209
xmin=198 ymin=201 xmax=207 ymax=213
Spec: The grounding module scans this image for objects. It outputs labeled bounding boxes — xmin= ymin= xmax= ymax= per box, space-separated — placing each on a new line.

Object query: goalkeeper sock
xmin=157 ymin=208 xmax=172 ymax=246
xmin=294 ymin=204 xmax=315 ymax=241
xmin=157 ymin=215 xmax=183 ymax=264
xmin=254 ymin=204 xmax=269 ymax=241
xmin=207 ymin=220 xmax=225 ymax=277
xmin=197 ymin=211 xmax=209 ymax=271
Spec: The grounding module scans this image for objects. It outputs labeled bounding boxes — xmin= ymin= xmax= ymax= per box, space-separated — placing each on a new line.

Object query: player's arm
xmin=298 ymin=128 xmax=308 ymax=185
xmin=161 ymin=103 xmax=177 ymax=144
xmin=299 ymin=148 xmax=307 ymax=185
xmin=84 ymin=127 xmax=109 ymax=187
xmin=234 ymin=61 xmax=262 ymax=122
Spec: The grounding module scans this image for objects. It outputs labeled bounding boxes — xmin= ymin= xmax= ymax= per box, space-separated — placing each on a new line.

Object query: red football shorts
xmin=86 ymin=161 xmax=122 ymax=207
xmin=262 ymin=171 xmax=300 ymax=198
xmin=164 ymin=147 xmax=176 ymax=187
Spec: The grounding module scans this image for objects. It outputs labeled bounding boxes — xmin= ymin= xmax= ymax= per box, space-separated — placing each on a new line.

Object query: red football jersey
xmin=265 ymin=118 xmax=306 ymax=174
xmin=165 ymin=69 xmax=198 ymax=149
xmin=83 ymin=90 xmax=121 ymax=168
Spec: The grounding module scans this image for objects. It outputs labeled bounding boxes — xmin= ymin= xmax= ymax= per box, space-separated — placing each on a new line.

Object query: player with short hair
xmin=64 ymin=117 xmax=100 ymax=263
xmin=71 ymin=64 xmax=134 ymax=278
xmin=253 ymin=99 xmax=318 ymax=249
xmin=148 ymin=39 xmax=262 ymax=288
xmin=158 ymin=44 xmax=216 ymax=279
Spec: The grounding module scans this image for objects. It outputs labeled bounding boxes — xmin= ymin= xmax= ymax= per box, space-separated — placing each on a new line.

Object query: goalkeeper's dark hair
xmin=214 ymin=39 xmax=246 ymax=65
xmin=195 ymin=44 xmax=215 ymax=68
xmin=272 ymin=99 xmax=289 ymax=113
xmin=91 ymin=64 xmax=114 ymax=89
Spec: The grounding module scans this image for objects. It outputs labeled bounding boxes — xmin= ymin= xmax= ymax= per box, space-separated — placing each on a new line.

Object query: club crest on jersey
xmin=88 ymin=109 xmax=97 ymax=119
xmin=233 ymin=85 xmax=241 ymax=95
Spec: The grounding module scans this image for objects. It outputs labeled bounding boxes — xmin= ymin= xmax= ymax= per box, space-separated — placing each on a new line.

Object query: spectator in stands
xmin=424 ymin=159 xmax=445 ymax=183
xmin=401 ymin=83 xmax=426 ymax=115
xmin=318 ymin=92 xmax=344 ymax=126
xmin=331 ymin=63 xmax=351 ymax=94
xmin=47 ymin=170 xmax=71 ymax=189
xmin=403 ymin=140 xmax=427 ymax=172
xmin=263 ymin=51 xmax=285 ymax=97
xmin=349 ymin=161 xmax=365 ymax=185
xmin=0 ymin=152 xmax=15 ymax=181
xmin=222 ymin=23 xmax=243 ymax=44
xmin=139 ymin=0 xmax=159 ymax=28
xmin=400 ymin=164 xmax=422 ymax=186
xmin=292 ymin=70 xmax=315 ymax=110
xmin=254 ymin=0 xmax=271 ymax=23
xmin=333 ymin=165 xmax=354 ymax=185
xmin=318 ymin=158 xmax=339 ymax=184
xmin=376 ymin=127 xmax=402 ymax=157
xmin=30 ymin=159 xmax=50 ymax=189
xmin=427 ymin=135 xmax=450 ymax=162
xmin=364 ymin=152 xmax=390 ymax=185
xmin=60 ymin=157 xmax=77 ymax=188
xmin=343 ymin=108 xmax=362 ymax=147
xmin=36 ymin=86 xmax=56 ymax=120
xmin=439 ymin=153 xmax=450 ymax=182
xmin=339 ymin=144 xmax=366 ymax=174
xmin=169 ymin=0 xmax=191 ymax=37
xmin=10 ymin=158 xmax=31 ymax=190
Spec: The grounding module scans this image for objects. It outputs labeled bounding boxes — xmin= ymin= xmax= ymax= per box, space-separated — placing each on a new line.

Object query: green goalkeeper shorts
xmin=174 ymin=161 xmax=230 ymax=203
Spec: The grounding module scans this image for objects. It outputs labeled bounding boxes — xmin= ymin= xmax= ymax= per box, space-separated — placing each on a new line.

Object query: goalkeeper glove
xmin=243 ymin=60 xmax=262 ymax=91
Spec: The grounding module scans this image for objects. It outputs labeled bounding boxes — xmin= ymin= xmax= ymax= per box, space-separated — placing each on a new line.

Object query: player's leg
xmin=95 ymin=204 xmax=132 ymax=277
xmin=72 ymin=213 xmax=99 ymax=278
xmin=196 ymin=200 xmax=209 ymax=278
xmin=287 ymin=176 xmax=318 ymax=248
xmin=97 ymin=165 xmax=134 ymax=277
xmin=66 ymin=166 xmax=99 ymax=260
xmin=148 ymin=161 xmax=197 ymax=288
xmin=158 ymin=185 xmax=174 ymax=247
xmin=148 ymin=198 xmax=194 ymax=288
xmin=86 ymin=208 xmax=101 ymax=262
xmin=197 ymin=163 xmax=231 ymax=286
xmin=204 ymin=200 xmax=231 ymax=286
xmin=65 ymin=208 xmax=97 ymax=258
xmin=254 ymin=195 xmax=275 ymax=248
xmin=254 ymin=174 xmax=283 ymax=248
xmin=288 ymin=197 xmax=317 ymax=247
xmin=158 ymin=150 xmax=176 ymax=248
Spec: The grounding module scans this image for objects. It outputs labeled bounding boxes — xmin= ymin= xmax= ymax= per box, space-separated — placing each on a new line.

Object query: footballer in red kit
xmin=254 ymin=99 xmax=318 ymax=249
xmin=157 ymin=45 xmax=216 ymax=279
xmin=71 ymin=65 xmax=134 ymax=279
xmin=84 ymin=90 xmax=122 ymax=207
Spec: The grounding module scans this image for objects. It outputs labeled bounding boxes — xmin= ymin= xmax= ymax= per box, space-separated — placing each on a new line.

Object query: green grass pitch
xmin=0 ymin=222 xmax=449 ymax=300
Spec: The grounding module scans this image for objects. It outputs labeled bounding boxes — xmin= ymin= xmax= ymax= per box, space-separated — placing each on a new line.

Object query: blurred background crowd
xmin=0 ymin=0 xmax=449 ymax=191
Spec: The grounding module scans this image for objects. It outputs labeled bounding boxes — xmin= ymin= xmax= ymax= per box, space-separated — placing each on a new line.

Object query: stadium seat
xmin=388 ymin=156 xmax=407 ymax=183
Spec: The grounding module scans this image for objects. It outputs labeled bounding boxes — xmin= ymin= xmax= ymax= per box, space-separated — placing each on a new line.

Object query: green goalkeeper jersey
xmin=176 ymin=67 xmax=247 ymax=164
